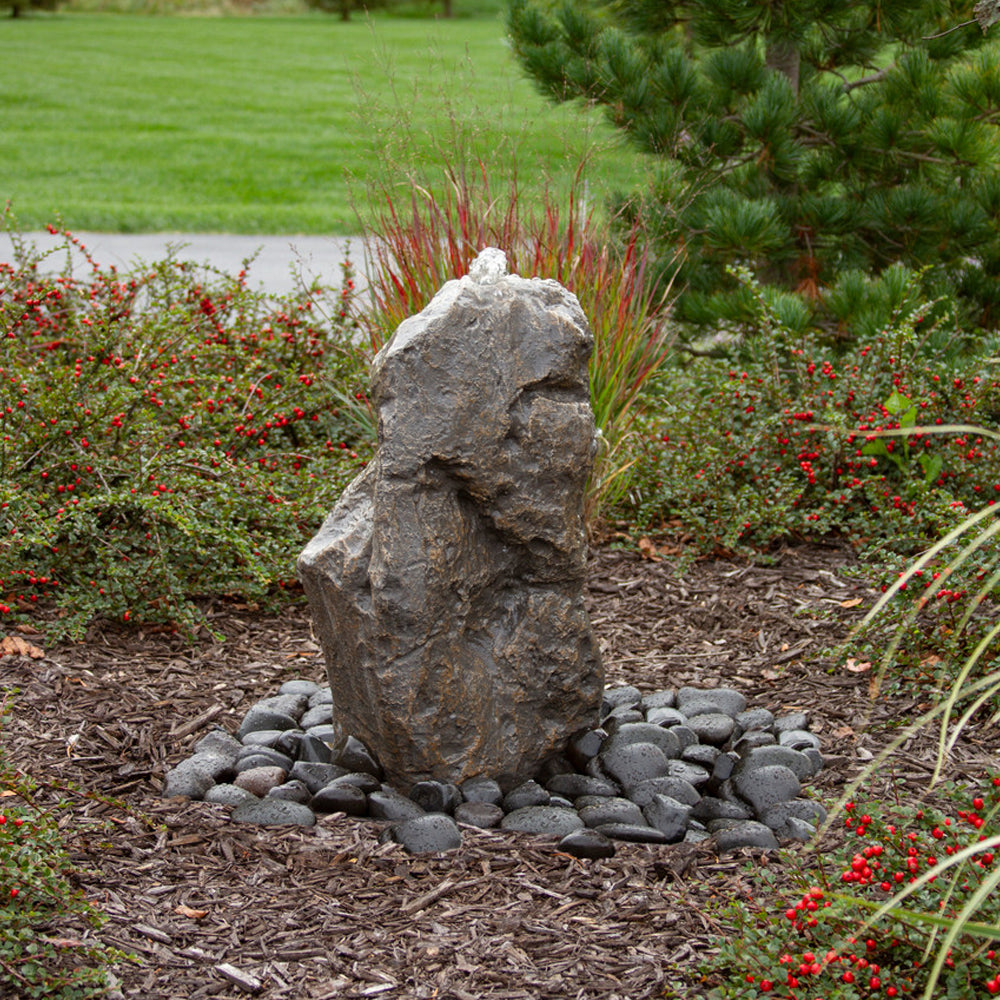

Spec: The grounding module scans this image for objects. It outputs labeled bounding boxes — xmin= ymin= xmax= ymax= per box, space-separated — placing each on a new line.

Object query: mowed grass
xmin=0 ymin=13 xmax=644 ymax=234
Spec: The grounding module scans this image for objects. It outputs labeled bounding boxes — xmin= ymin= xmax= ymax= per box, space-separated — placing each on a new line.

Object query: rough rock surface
xmin=298 ymin=248 xmax=603 ymax=786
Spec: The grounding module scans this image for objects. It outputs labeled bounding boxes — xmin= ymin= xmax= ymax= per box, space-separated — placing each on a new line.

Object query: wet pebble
xmin=165 ymin=678 xmax=829 ymax=856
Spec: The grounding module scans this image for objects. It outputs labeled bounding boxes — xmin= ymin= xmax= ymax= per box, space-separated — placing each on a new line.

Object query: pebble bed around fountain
xmin=163 ymin=681 xmax=827 ymax=857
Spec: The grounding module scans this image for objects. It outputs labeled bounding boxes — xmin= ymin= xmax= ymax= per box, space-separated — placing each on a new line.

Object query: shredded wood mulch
xmin=2 ymin=541 xmax=995 ymax=999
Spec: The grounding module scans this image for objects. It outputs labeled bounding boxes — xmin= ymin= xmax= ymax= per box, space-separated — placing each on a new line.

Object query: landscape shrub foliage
xmin=706 ymin=780 xmax=1000 ymax=1000
xmin=0 ymin=698 xmax=126 ymax=998
xmin=627 ymin=268 xmax=1000 ymax=559
xmin=0 ymin=219 xmax=372 ymax=640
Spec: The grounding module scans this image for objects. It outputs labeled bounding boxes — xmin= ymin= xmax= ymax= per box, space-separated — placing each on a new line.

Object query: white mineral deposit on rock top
xmin=468 ymin=247 xmax=508 ymax=285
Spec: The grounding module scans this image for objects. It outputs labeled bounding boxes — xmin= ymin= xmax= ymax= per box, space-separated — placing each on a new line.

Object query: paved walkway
xmin=0 ymin=232 xmax=367 ymax=297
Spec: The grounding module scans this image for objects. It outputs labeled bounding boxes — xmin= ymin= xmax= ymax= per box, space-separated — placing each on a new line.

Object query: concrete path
xmin=0 ymin=231 xmax=367 ymax=297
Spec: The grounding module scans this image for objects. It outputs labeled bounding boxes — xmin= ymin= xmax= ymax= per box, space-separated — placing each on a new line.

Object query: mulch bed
xmin=2 ymin=541 xmax=994 ymax=999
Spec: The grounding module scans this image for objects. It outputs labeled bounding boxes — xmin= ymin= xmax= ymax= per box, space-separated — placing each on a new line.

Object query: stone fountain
xmin=297 ymin=248 xmax=605 ymax=788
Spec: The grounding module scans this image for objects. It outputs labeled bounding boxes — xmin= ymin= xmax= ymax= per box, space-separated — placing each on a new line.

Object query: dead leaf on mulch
xmin=0 ymin=634 xmax=44 ymax=659
xmin=174 ymin=904 xmax=208 ymax=920
xmin=845 ymin=658 xmax=872 ymax=673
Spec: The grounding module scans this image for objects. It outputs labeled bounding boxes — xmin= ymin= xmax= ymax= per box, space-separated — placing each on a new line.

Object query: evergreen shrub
xmin=625 ymin=270 xmax=1000 ymax=556
xmin=0 ymin=221 xmax=373 ymax=641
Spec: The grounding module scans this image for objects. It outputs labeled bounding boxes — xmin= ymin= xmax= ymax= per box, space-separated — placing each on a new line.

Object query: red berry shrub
xmin=706 ymin=779 xmax=1000 ymax=999
xmin=629 ymin=295 xmax=999 ymax=557
xmin=0 ymin=699 xmax=124 ymax=997
xmin=0 ymin=225 xmax=373 ymax=639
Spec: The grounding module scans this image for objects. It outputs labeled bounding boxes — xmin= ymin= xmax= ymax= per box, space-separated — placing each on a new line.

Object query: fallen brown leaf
xmin=845 ymin=658 xmax=872 ymax=673
xmin=175 ymin=905 xmax=208 ymax=920
xmin=839 ymin=598 xmax=863 ymax=608
xmin=0 ymin=635 xmax=44 ymax=659
xmin=637 ymin=537 xmax=662 ymax=562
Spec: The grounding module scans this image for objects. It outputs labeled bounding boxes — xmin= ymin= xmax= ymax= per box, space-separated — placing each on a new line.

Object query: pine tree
xmin=507 ymin=0 xmax=1000 ymax=339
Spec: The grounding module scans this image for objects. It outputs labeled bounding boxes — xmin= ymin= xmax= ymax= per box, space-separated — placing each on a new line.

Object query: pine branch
xmin=842 ymin=67 xmax=892 ymax=93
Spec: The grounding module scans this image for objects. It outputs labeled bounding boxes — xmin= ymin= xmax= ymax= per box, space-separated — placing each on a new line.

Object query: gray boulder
xmin=298 ymin=249 xmax=603 ymax=787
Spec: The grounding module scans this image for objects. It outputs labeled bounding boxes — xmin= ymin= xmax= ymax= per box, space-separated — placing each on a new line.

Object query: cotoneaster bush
xmin=0 ymin=222 xmax=374 ymax=640
xmin=0 ymin=698 xmax=127 ymax=998
xmin=705 ymin=779 xmax=1000 ymax=1000
xmin=626 ymin=269 xmax=1000 ymax=558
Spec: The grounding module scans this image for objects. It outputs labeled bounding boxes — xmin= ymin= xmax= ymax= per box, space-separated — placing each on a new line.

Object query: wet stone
xmin=231 ymin=798 xmax=316 ymax=827
xmin=686 ymin=712 xmax=735 ymax=746
xmin=310 ymin=783 xmax=368 ymax=816
xmin=279 ymin=679 xmax=321 ymax=697
xmin=256 ymin=693 xmax=309 ymax=720
xmin=409 ymin=780 xmax=462 ymax=815
xmin=454 ymin=801 xmax=504 ymax=828
xmin=234 ymin=766 xmax=288 ymax=797
xmin=545 ymin=773 xmax=618 ymax=799
xmin=602 ymin=685 xmax=642 ymax=712
xmin=304 ymin=724 xmax=338 ymax=744
xmin=235 ymin=748 xmax=294 ymax=773
xmin=602 ymin=723 xmax=680 ymax=759
xmin=266 ymin=780 xmax=312 ymax=805
xmin=386 ymin=814 xmax=463 ymax=854
xmin=678 ymin=686 xmax=747 ymax=718
xmin=273 ymin=731 xmax=305 ymax=759
xmin=736 ymin=707 xmax=775 ymax=731
xmin=595 ymin=823 xmax=667 ymax=844
xmin=298 ymin=705 xmax=333 ymax=732
xmin=308 ymin=686 xmax=334 ymax=708
xmin=692 ymin=795 xmax=754 ymax=823
xmin=193 ymin=730 xmax=242 ymax=764
xmin=665 ymin=759 xmax=711 ymax=787
xmin=578 ymin=797 xmax=645 ymax=828
xmin=731 ymin=730 xmax=777 ymax=754
xmin=566 ymin=729 xmax=605 ymax=770
xmin=296 ymin=733 xmax=334 ymax=764
xmin=368 ymin=788 xmax=425 ymax=822
xmin=600 ymin=742 xmax=671 ymax=788
xmin=204 ymin=783 xmax=258 ymax=807
xmin=646 ymin=706 xmax=687 ymax=728
xmin=713 ymin=821 xmax=780 ymax=853
xmin=558 ymin=828 xmax=616 ymax=859
xmin=460 ymin=776 xmax=503 ymax=806
xmin=779 ymin=729 xmax=822 ymax=752
xmin=642 ymin=794 xmax=691 ymax=843
xmin=602 ymin=708 xmax=644 ymax=730
xmin=628 ymin=776 xmax=701 ymax=808
xmin=503 ymin=780 xmax=550 ymax=811
xmin=735 ymin=744 xmax=815 ymax=782
xmin=759 ymin=799 xmax=828 ymax=830
xmin=774 ymin=711 xmax=809 ymax=733
xmin=334 ymin=735 xmax=384 ymax=778
xmin=164 ymin=759 xmax=216 ymax=799
xmin=803 ymin=747 xmax=824 ymax=774
xmin=239 ymin=729 xmax=288 ymax=749
xmin=640 ymin=690 xmax=676 ymax=711
xmin=670 ymin=726 xmax=698 ymax=751
xmin=680 ymin=743 xmax=720 ymax=768
xmin=329 ymin=772 xmax=382 ymax=794
xmin=289 ymin=761 xmax=349 ymax=794
xmin=501 ymin=806 xmax=585 ymax=837
xmin=732 ymin=764 xmax=801 ymax=814
xmin=237 ymin=706 xmax=301 ymax=740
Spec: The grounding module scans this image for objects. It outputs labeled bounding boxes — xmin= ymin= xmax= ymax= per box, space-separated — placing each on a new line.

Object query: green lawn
xmin=0 ymin=13 xmax=644 ymax=234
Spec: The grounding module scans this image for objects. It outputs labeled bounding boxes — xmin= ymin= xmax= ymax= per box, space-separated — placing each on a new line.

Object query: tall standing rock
xmin=298 ymin=248 xmax=603 ymax=788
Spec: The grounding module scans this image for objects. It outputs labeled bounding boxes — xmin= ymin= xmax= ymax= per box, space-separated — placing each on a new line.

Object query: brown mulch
xmin=2 ymin=541 xmax=996 ymax=1000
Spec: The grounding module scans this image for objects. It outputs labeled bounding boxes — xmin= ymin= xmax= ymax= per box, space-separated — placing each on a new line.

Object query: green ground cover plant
xmin=705 ymin=780 xmax=1000 ymax=1000
xmin=0 ymin=216 xmax=374 ymax=640
xmin=626 ymin=270 xmax=1000 ymax=561
xmin=0 ymin=13 xmax=640 ymax=233
xmin=0 ymin=697 xmax=127 ymax=998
